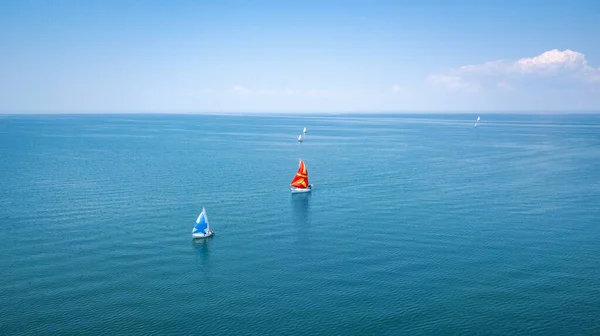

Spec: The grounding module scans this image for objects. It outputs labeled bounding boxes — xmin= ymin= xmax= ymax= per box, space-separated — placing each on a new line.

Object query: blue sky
xmin=1 ymin=0 xmax=600 ymax=113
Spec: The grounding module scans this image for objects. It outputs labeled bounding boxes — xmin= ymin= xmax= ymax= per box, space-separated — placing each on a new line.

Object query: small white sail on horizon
xmin=474 ymin=116 xmax=481 ymax=128
xmin=303 ymin=127 xmax=307 ymax=134
xmin=192 ymin=207 xmax=213 ymax=238
xmin=298 ymin=134 xmax=303 ymax=142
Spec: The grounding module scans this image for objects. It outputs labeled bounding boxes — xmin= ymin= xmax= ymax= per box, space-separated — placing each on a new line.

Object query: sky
xmin=1 ymin=0 xmax=600 ymax=113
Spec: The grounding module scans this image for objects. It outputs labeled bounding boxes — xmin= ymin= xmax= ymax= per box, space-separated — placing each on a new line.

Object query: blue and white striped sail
xmin=192 ymin=208 xmax=210 ymax=236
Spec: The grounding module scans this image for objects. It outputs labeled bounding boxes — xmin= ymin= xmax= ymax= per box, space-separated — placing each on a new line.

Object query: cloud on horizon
xmin=427 ymin=49 xmax=600 ymax=91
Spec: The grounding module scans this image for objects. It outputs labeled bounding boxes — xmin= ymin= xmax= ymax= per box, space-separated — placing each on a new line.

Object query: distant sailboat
xmin=303 ymin=127 xmax=307 ymax=134
xmin=298 ymin=134 xmax=303 ymax=142
xmin=290 ymin=159 xmax=313 ymax=193
xmin=192 ymin=207 xmax=214 ymax=238
xmin=474 ymin=116 xmax=481 ymax=128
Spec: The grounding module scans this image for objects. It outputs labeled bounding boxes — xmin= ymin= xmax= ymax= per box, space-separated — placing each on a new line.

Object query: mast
xmin=203 ymin=208 xmax=210 ymax=231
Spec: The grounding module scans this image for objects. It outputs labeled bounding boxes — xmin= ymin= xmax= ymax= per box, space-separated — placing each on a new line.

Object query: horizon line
xmin=2 ymin=110 xmax=600 ymax=116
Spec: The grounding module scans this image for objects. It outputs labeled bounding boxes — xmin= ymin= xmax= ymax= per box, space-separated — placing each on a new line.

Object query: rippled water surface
xmin=1 ymin=114 xmax=599 ymax=335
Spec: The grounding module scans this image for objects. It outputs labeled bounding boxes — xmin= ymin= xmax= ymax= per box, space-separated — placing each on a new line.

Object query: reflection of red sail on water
xmin=290 ymin=159 xmax=312 ymax=193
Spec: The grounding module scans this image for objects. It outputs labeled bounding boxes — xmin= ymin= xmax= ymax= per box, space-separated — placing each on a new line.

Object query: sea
xmin=1 ymin=113 xmax=599 ymax=335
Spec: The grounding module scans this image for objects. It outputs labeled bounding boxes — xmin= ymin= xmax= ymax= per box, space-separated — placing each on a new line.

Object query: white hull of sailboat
xmin=192 ymin=231 xmax=214 ymax=239
xmin=291 ymin=185 xmax=313 ymax=193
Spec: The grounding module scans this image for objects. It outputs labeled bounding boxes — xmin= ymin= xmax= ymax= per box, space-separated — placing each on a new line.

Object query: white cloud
xmin=303 ymin=89 xmax=332 ymax=97
xmin=425 ymin=75 xmax=480 ymax=91
xmin=391 ymin=84 xmax=404 ymax=93
xmin=254 ymin=88 xmax=279 ymax=95
xmin=231 ymin=85 xmax=253 ymax=95
xmin=181 ymin=88 xmax=214 ymax=95
xmin=426 ymin=75 xmax=464 ymax=88
xmin=516 ymin=49 xmax=588 ymax=74
xmin=230 ymin=85 xmax=336 ymax=97
xmin=428 ymin=49 xmax=600 ymax=90
xmin=496 ymin=80 xmax=513 ymax=91
xmin=198 ymin=88 xmax=214 ymax=94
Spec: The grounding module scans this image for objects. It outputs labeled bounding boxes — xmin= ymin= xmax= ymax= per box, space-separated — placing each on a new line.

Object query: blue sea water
xmin=1 ymin=113 xmax=599 ymax=335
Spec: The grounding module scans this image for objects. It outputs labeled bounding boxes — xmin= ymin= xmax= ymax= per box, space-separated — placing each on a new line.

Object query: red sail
xmin=290 ymin=160 xmax=309 ymax=188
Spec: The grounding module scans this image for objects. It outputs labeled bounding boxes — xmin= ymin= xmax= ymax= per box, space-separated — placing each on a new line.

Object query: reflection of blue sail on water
xmin=192 ymin=238 xmax=210 ymax=252
xmin=191 ymin=238 xmax=211 ymax=266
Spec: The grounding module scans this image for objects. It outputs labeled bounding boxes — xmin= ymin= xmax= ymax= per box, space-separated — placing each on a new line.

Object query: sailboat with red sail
xmin=290 ymin=159 xmax=313 ymax=193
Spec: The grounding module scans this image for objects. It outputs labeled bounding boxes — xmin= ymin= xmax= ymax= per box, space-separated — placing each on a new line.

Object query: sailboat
xmin=298 ymin=134 xmax=303 ymax=142
xmin=303 ymin=127 xmax=307 ymax=134
xmin=474 ymin=116 xmax=480 ymax=128
xmin=192 ymin=207 xmax=214 ymax=238
xmin=290 ymin=159 xmax=313 ymax=193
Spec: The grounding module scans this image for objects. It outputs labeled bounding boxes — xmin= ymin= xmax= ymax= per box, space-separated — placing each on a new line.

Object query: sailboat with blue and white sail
xmin=192 ymin=207 xmax=214 ymax=238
